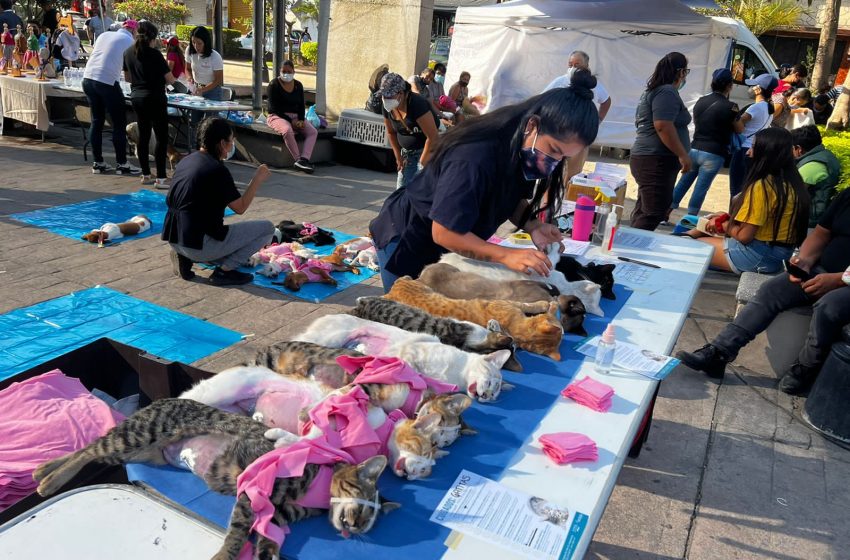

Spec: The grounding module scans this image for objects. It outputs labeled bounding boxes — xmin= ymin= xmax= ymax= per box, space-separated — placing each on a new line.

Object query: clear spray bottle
xmin=595 ymin=324 xmax=616 ymax=374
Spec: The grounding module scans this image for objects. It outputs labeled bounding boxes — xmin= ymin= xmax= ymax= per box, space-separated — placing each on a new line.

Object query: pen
xmin=617 ymin=256 xmax=660 ymax=269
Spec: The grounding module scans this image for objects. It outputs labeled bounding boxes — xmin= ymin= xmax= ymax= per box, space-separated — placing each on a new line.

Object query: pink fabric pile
xmin=0 ymin=370 xmax=124 ymax=511
xmin=539 ymin=432 xmax=598 ymax=465
xmin=561 ymin=376 xmax=614 ymax=412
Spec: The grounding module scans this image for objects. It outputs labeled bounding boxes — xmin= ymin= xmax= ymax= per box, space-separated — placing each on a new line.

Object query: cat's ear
xmin=445 ymin=393 xmax=473 ymax=415
xmin=487 ymin=319 xmax=503 ymax=333
xmin=460 ymin=417 xmax=478 ymax=436
xmin=412 ymin=412 xmax=442 ymax=434
xmin=598 ymin=264 xmax=616 ymax=273
xmin=435 ymin=449 xmax=450 ymax=458
xmin=501 ymin=381 xmax=516 ymax=391
xmin=485 ymin=349 xmax=512 ymax=368
xmin=356 ymin=455 xmax=388 ymax=484
xmin=380 ymin=496 xmax=402 ymax=514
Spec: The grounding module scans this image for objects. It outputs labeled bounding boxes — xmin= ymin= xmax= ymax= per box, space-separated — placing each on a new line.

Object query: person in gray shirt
xmin=630 ymin=51 xmax=692 ymax=231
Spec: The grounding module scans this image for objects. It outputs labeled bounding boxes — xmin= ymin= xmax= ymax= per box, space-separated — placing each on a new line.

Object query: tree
xmin=15 ymin=0 xmax=72 ymax=24
xmin=113 ymin=0 xmax=190 ymax=31
xmin=712 ymin=0 xmax=807 ymax=36
xmin=810 ymin=0 xmax=840 ymax=92
xmin=827 ymin=75 xmax=850 ymax=130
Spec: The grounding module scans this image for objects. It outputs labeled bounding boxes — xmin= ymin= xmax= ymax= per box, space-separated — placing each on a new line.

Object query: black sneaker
xmin=170 ymin=249 xmax=195 ymax=280
xmin=209 ymin=267 xmax=253 ymax=286
xmin=294 ymin=157 xmax=315 ymax=174
xmin=676 ymin=344 xmax=730 ymax=379
xmin=778 ymin=362 xmax=819 ymax=395
xmin=115 ymin=163 xmax=143 ymax=176
xmin=92 ymin=161 xmax=114 ymax=174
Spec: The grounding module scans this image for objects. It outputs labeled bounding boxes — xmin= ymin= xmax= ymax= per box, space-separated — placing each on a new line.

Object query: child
xmin=165 ymin=35 xmax=185 ymax=82
xmin=785 ymin=88 xmax=815 ymax=130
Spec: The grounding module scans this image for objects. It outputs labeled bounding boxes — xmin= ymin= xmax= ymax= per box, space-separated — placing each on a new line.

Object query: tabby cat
xmin=32 ymin=398 xmax=396 ymax=560
xmin=418 ymin=263 xmax=588 ymax=334
xmin=349 ymin=296 xmax=522 ymax=372
xmin=386 ymin=277 xmax=564 ymax=361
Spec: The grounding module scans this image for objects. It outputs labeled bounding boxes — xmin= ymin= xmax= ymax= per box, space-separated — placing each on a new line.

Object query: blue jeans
xmin=671 ymin=149 xmax=725 ymax=215
xmin=83 ymin=78 xmax=128 ymax=165
xmin=375 ymin=237 xmax=400 ymax=293
xmin=397 ymin=148 xmax=423 ymax=189
xmin=723 ymin=237 xmax=793 ymax=275
xmin=729 ymin=148 xmax=751 ymax=200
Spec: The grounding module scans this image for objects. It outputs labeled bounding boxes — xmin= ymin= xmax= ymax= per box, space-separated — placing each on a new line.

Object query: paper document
xmin=577 ymin=255 xmax=651 ymax=285
xmin=613 ymin=231 xmax=658 ymax=250
xmin=575 ymin=337 xmax=679 ymax=380
xmin=560 ymin=239 xmax=590 ymax=256
xmin=431 ymin=470 xmax=588 ymax=560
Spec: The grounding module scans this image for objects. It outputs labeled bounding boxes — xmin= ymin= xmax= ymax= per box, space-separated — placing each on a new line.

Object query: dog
xmin=273 ymin=220 xmax=336 ymax=246
xmin=126 ymin=122 xmax=184 ymax=171
xmin=81 ymin=215 xmax=151 ymax=243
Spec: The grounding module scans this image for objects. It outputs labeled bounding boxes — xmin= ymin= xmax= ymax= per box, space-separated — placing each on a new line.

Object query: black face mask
xmin=459 ymin=82 xmax=468 ymax=87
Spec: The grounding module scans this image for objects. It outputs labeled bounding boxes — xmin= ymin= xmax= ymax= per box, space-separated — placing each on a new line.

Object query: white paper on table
xmin=574 ymin=337 xmax=679 ymax=380
xmin=612 ymin=230 xmax=658 ymax=250
xmin=431 ymin=470 xmax=589 ymax=560
xmin=560 ymin=239 xmax=590 ymax=256
xmin=576 ymin=254 xmax=652 ymax=285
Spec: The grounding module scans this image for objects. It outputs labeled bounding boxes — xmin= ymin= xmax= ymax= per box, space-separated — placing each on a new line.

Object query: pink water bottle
xmin=572 ymin=195 xmax=596 ymax=241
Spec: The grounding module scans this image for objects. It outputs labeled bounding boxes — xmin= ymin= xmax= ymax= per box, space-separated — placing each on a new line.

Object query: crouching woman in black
xmin=162 ymin=118 xmax=274 ymax=286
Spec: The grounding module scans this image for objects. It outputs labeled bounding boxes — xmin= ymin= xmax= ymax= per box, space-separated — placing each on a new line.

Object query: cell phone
xmin=784 ymin=259 xmax=812 ymax=281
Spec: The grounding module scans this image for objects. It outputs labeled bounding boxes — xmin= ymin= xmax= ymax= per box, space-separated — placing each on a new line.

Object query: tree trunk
xmin=826 ymin=70 xmax=850 ymax=130
xmin=811 ymin=0 xmax=840 ymax=92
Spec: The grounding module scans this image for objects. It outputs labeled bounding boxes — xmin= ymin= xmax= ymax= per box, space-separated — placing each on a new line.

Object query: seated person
xmin=687 ymin=127 xmax=810 ymax=274
xmin=162 ymin=118 xmax=274 ymax=286
xmin=678 ymin=189 xmax=850 ymax=395
xmin=790 ymin=125 xmax=841 ymax=227
xmin=812 ymin=94 xmax=833 ymax=125
xmin=266 ymin=59 xmax=317 ymax=173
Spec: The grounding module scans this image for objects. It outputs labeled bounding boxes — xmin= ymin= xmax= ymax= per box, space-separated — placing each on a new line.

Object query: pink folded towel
xmin=539 ymin=432 xmax=598 ymax=465
xmin=561 ymin=377 xmax=614 ymax=412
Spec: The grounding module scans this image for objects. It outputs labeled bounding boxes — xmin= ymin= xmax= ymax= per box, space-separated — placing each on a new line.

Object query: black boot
xmin=170 ymin=249 xmax=195 ymax=280
xmin=209 ymin=267 xmax=253 ymax=286
xmin=778 ymin=362 xmax=819 ymax=396
xmin=676 ymin=344 xmax=730 ymax=379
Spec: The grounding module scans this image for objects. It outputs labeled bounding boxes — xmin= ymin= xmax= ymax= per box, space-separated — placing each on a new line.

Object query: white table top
xmin=0 ymin=484 xmax=224 ymax=559
xmin=51 ymin=85 xmax=252 ymax=112
xmin=442 ymin=227 xmax=713 ymax=560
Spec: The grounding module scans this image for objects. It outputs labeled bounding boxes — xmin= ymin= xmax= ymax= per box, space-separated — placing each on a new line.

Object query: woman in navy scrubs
xmin=370 ymin=70 xmax=600 ymax=291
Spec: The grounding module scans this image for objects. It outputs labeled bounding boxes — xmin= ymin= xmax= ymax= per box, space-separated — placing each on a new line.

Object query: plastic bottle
xmin=595 ymin=324 xmax=616 ymax=374
xmin=571 ymin=195 xmax=596 ymax=242
xmin=592 ymin=201 xmax=611 ymax=246
xmin=600 ymin=204 xmax=624 ymax=254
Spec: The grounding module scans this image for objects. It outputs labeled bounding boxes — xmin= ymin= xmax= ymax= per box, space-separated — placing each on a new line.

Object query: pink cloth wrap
xmin=300 ymin=259 xmax=333 ymax=282
xmin=300 ymin=385 xmax=407 ymax=461
xmin=561 ymin=377 xmax=614 ymax=413
xmin=299 ymin=222 xmax=318 ymax=236
xmin=338 ymin=355 xmax=458 ymax=417
xmin=235 ymin=437 xmax=355 ymax=560
xmin=538 ymin=432 xmax=598 ymax=465
xmin=255 ymin=242 xmax=301 ymax=263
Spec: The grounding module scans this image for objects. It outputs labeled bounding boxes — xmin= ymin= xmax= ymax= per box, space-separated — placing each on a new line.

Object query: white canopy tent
xmin=447 ymin=0 xmax=739 ymax=148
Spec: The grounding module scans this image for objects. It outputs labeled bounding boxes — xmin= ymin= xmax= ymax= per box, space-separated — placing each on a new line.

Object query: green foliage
xmin=701 ymin=0 xmax=808 ymax=35
xmin=114 ymin=0 xmax=189 ymax=30
xmin=175 ymin=24 xmax=242 ymax=58
xmin=819 ymin=126 xmax=850 ymax=191
xmin=300 ymin=41 xmax=317 ymax=65
xmin=15 ymin=0 xmax=72 ymax=24
xmin=292 ymin=0 xmax=318 ymax=22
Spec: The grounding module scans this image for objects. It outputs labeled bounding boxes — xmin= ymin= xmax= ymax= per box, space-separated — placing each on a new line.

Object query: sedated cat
xmin=349 ymin=296 xmax=522 ymax=372
xmin=32 ymin=398 xmax=397 ymax=560
xmin=254 ymin=340 xmax=364 ymax=391
xmin=556 ymin=256 xmax=616 ymax=300
xmin=386 ymin=276 xmax=564 ymax=361
xmin=418 ymin=263 xmax=588 ymax=335
xmin=293 ymin=314 xmax=513 ymax=402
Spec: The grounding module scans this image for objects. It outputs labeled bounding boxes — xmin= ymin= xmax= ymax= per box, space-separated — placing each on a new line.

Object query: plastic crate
xmin=335 ymin=108 xmax=390 ymax=148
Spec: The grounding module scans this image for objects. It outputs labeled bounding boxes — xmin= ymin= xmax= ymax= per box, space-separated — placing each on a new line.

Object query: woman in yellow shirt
xmin=691 ymin=127 xmax=810 ymax=273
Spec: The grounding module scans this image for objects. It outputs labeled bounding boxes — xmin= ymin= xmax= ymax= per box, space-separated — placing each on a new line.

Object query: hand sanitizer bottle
xmin=595 ymin=324 xmax=616 ymax=374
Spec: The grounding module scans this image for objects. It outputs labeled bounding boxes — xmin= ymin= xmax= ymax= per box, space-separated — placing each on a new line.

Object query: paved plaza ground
xmin=1 ymin=126 xmax=848 ymax=559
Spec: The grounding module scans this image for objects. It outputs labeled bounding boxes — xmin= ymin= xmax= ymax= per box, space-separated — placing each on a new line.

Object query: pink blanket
xmin=0 ymin=370 xmax=124 ymax=510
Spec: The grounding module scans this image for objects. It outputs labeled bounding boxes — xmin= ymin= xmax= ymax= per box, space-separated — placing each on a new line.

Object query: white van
xmin=447 ymin=0 xmax=779 ymax=150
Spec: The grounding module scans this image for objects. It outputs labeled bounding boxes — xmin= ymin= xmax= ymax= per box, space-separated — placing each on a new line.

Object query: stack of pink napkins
xmin=539 ymin=432 xmax=598 ymax=465
xmin=561 ymin=377 xmax=614 ymax=412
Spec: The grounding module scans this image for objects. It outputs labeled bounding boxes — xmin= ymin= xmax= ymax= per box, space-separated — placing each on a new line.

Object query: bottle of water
xmin=63 ymin=68 xmax=70 ymax=87
xmin=595 ymin=324 xmax=616 ymax=374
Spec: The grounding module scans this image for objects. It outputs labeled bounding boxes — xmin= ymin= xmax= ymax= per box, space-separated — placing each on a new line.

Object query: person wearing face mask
xmin=266 ymin=60 xmax=317 ymax=173
xmin=429 ymin=62 xmax=448 ymax=100
xmin=729 ymin=73 xmax=777 ymax=198
xmin=162 ymin=118 xmax=274 ymax=286
xmin=369 ymin=70 xmax=600 ymax=292
xmin=630 ymin=52 xmax=693 ymax=231
xmin=449 ymin=71 xmax=471 ymax=111
xmin=380 ymin=72 xmax=440 ymax=189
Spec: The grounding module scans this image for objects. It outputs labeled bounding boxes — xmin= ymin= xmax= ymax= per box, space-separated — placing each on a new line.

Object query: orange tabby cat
xmin=386 ymin=277 xmax=563 ymax=361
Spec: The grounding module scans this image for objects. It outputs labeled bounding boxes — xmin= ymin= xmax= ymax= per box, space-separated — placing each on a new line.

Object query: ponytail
xmin=134 ymin=20 xmax=158 ymax=57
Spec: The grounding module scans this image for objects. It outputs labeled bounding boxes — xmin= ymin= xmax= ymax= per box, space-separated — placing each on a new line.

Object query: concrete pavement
xmin=1 ymin=125 xmax=847 ymax=560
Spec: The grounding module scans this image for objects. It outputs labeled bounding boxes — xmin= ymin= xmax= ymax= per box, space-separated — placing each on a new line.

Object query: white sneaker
xmin=116 ymin=163 xmax=143 ymax=176
xmin=154 ymin=178 xmax=170 ymax=189
xmin=91 ymin=161 xmax=114 ymax=174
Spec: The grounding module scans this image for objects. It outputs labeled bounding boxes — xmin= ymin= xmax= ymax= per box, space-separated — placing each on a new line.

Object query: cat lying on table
xmin=33 ymin=398 xmax=397 ymax=560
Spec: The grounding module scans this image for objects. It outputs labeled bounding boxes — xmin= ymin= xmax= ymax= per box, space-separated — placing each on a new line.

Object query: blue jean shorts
xmin=723 ymin=237 xmax=794 ymax=275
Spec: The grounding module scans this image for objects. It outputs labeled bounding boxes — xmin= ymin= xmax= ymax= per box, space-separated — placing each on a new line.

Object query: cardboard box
xmin=565 ymin=162 xmax=628 ymax=218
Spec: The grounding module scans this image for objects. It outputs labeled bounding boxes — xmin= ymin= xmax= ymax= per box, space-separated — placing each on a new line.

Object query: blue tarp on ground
xmin=9 ymin=190 xmax=233 ymax=245
xmin=0 ymin=286 xmax=243 ymax=380
xmin=127 ymin=285 xmax=632 ymax=559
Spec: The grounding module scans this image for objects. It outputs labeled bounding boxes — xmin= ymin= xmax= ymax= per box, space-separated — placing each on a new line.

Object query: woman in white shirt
xmin=185 ymin=26 xmax=224 ymax=101
xmin=730 ymin=73 xmax=776 ymax=199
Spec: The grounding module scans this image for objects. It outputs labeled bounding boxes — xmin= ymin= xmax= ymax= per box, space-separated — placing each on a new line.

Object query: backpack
xmin=365 ymin=91 xmax=383 ymax=115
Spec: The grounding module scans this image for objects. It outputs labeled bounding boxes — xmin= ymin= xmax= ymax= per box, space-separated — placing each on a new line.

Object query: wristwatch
xmin=842 ymin=265 xmax=850 ymax=286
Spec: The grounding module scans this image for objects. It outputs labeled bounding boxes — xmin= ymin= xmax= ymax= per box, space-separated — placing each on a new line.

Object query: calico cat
xmin=439 ymin=244 xmax=605 ymax=317
xmin=349 ymin=296 xmax=522 ymax=372
xmin=293 ymin=314 xmax=513 ymax=402
xmin=32 ymin=398 xmax=396 ymax=560
xmin=418 ymin=263 xmax=588 ymax=334
xmin=386 ymin=277 xmax=564 ymax=361
xmin=556 ymin=256 xmax=616 ymax=300
xmin=180 ymin=366 xmax=443 ymax=480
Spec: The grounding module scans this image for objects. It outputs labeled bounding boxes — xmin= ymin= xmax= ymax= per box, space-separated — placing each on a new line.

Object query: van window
xmin=731 ymin=45 xmax=769 ymax=84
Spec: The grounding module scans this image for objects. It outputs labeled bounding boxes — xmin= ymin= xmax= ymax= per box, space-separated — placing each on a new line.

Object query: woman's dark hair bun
xmin=569 ymin=68 xmax=597 ymax=100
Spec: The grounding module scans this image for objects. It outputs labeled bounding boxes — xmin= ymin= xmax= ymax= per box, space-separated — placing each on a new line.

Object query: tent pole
xmin=273 ymin=0 xmax=285 ymax=77
xmin=213 ymin=0 xmax=223 ymax=54
xmin=252 ymin=0 xmax=266 ymax=111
